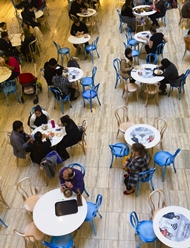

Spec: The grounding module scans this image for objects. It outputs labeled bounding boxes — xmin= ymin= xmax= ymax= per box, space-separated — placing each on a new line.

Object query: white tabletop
xmin=131 ymin=64 xmax=164 ymax=84
xmin=134 ymin=31 xmax=151 ymax=43
xmin=133 ymin=5 xmax=156 ymax=17
xmin=0 ymin=66 xmax=11 ymax=83
xmin=124 ymin=124 xmax=160 ymax=149
xmin=67 ymin=67 xmax=84 ymax=82
xmin=68 ymin=34 xmax=91 ymax=44
xmin=10 ymin=34 xmax=21 ymax=47
xmin=33 ymin=188 xmax=87 ymax=236
xmin=32 ymin=123 xmax=64 ymax=147
xmin=77 ymin=8 xmax=96 ymax=17
xmin=153 ymin=206 xmax=190 ymax=248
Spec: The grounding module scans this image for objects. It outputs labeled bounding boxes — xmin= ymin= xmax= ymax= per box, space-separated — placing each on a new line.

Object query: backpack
xmin=171 ymin=73 xmax=185 ymax=87
xmin=67 ymin=57 xmax=80 ymax=68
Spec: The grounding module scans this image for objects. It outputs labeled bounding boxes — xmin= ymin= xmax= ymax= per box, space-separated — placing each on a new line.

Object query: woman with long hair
xmin=121 ymin=0 xmax=135 ymax=32
xmin=121 ymin=143 xmax=150 ymax=195
xmin=120 ymin=47 xmax=135 ymax=83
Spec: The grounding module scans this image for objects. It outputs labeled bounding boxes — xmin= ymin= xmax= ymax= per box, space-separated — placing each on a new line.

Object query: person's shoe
xmin=159 ymin=91 xmax=167 ymax=95
xmin=124 ymin=174 xmax=129 ymax=178
xmin=123 ymin=189 xmax=135 ymax=195
xmin=70 ymin=97 xmax=78 ymax=101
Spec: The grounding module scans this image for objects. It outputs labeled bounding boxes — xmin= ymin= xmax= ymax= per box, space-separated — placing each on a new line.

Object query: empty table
xmin=33 ymin=188 xmax=87 ymax=236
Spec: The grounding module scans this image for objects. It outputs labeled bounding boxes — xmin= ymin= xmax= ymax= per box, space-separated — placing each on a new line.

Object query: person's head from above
xmin=161 ymin=58 xmax=171 ymax=69
xmin=74 ymin=18 xmax=80 ymax=27
xmin=131 ymin=143 xmax=147 ymax=157
xmin=60 ymin=115 xmax=71 ymax=127
xmin=1 ymin=31 xmax=8 ymax=40
xmin=48 ymin=58 xmax=57 ymax=69
xmin=62 ymin=168 xmax=75 ymax=180
xmin=149 ymin=26 xmax=157 ymax=34
xmin=2 ymin=52 xmax=11 ymax=62
xmin=23 ymin=20 xmax=30 ymax=29
xmin=125 ymin=47 xmax=133 ymax=61
xmin=34 ymin=131 xmax=42 ymax=142
xmin=55 ymin=67 xmax=63 ymax=76
xmin=124 ymin=0 xmax=133 ymax=7
xmin=76 ymin=0 xmax=82 ymax=4
xmin=13 ymin=120 xmax=24 ymax=133
xmin=23 ymin=2 xmax=30 ymax=10
xmin=0 ymin=22 xmax=7 ymax=31
xmin=34 ymin=105 xmax=43 ymax=117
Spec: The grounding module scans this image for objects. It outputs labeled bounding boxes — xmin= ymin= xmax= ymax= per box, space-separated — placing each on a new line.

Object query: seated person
xmin=70 ymin=19 xmax=89 ymax=53
xmin=44 ymin=58 xmax=65 ymax=86
xmin=0 ymin=31 xmax=19 ymax=57
xmin=181 ymin=0 xmax=190 ymax=19
xmin=121 ymin=143 xmax=150 ymax=195
xmin=0 ymin=22 xmax=7 ymax=37
xmin=1 ymin=52 xmax=20 ymax=80
xmin=158 ymin=58 xmax=179 ymax=95
xmin=120 ymin=47 xmax=135 ymax=83
xmin=121 ymin=0 xmax=135 ymax=32
xmin=52 ymin=67 xmax=78 ymax=101
xmin=21 ymin=2 xmax=39 ymax=28
xmin=29 ymin=105 xmax=51 ymax=129
xmin=10 ymin=120 xmax=33 ymax=159
xmin=149 ymin=0 xmax=166 ymax=28
xmin=30 ymin=131 xmax=52 ymax=164
xmin=56 ymin=115 xmax=82 ymax=161
xmin=145 ymin=26 xmax=167 ymax=54
xmin=59 ymin=167 xmax=84 ymax=193
xmin=69 ymin=0 xmax=87 ymax=19
xmin=20 ymin=26 xmax=35 ymax=61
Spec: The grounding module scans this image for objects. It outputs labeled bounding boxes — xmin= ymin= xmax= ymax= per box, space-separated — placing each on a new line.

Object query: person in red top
xmin=1 ymin=52 xmax=20 ymax=80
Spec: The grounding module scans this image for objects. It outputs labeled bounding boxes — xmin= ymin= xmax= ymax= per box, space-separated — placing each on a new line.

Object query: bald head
xmin=62 ymin=168 xmax=74 ymax=180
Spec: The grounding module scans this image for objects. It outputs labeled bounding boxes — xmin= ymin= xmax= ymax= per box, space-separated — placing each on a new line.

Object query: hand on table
xmin=81 ymin=8 xmax=86 ymax=12
xmin=60 ymin=185 xmax=66 ymax=192
xmin=65 ymin=181 xmax=73 ymax=189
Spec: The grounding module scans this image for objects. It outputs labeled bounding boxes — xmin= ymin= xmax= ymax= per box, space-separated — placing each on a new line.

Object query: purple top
xmin=59 ymin=167 xmax=84 ymax=193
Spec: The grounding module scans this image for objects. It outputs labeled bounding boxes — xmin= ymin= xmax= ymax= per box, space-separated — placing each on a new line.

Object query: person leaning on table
xmin=69 ymin=0 xmax=87 ymax=19
xmin=59 ymin=167 xmax=84 ymax=194
xmin=120 ymin=47 xmax=135 ymax=83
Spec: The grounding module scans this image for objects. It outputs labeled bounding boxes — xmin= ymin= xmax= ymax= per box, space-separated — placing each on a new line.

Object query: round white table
xmin=77 ymin=8 xmax=96 ymax=18
xmin=33 ymin=188 xmax=87 ymax=236
xmin=68 ymin=34 xmax=91 ymax=45
xmin=124 ymin=124 xmax=160 ymax=149
xmin=133 ymin=5 xmax=156 ymax=17
xmin=66 ymin=67 xmax=83 ymax=82
xmin=0 ymin=66 xmax=11 ymax=83
xmin=134 ymin=31 xmax=151 ymax=43
xmin=32 ymin=123 xmax=64 ymax=147
xmin=153 ymin=206 xmax=190 ymax=248
xmin=10 ymin=34 xmax=22 ymax=47
xmin=131 ymin=64 xmax=164 ymax=84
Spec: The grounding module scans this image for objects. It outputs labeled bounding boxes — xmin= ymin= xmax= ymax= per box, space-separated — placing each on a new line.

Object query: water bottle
xmin=51 ymin=119 xmax=55 ymax=128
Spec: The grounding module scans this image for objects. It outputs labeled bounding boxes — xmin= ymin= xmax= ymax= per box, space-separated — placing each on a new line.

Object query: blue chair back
xmin=156 ymin=42 xmax=165 ymax=57
xmin=0 ymin=218 xmax=8 ymax=228
xmin=49 ymin=87 xmax=63 ymax=100
xmin=165 ymin=148 xmax=181 ymax=164
xmin=124 ymin=27 xmax=133 ymax=42
xmin=53 ymin=41 xmax=60 ymax=52
xmin=1 ymin=80 xmax=20 ymax=106
xmin=116 ymin=9 xmax=123 ymax=33
xmin=91 ymin=83 xmax=100 ymax=96
xmin=130 ymin=211 xmax=139 ymax=230
xmin=92 ymin=66 xmax=97 ymax=82
xmin=92 ymin=37 xmax=99 ymax=47
xmin=95 ymin=194 xmax=102 ymax=211
xmin=183 ymin=69 xmax=190 ymax=83
xmin=42 ymin=234 xmax=74 ymax=248
xmin=164 ymin=1 xmax=170 ymax=10
xmin=42 ymin=241 xmax=57 ymax=248
xmin=113 ymin=58 xmax=121 ymax=88
xmin=109 ymin=143 xmax=129 ymax=157
xmin=40 ymin=68 xmax=45 ymax=79
xmin=146 ymin=53 xmax=158 ymax=65
xmin=138 ymin=168 xmax=156 ymax=183
xmin=68 ymin=163 xmax=86 ymax=176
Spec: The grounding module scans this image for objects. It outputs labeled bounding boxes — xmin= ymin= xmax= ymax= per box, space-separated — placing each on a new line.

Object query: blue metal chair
xmin=49 ymin=86 xmax=72 ymax=114
xmin=109 ymin=142 xmax=130 ymax=168
xmin=124 ymin=27 xmax=139 ymax=50
xmin=85 ymin=194 xmax=102 ymax=236
xmin=113 ymin=58 xmax=122 ymax=88
xmin=168 ymin=69 xmax=190 ymax=100
xmin=123 ymin=42 xmax=140 ymax=65
xmin=155 ymin=42 xmax=165 ymax=60
xmin=116 ymin=9 xmax=125 ymax=33
xmin=53 ymin=41 xmax=70 ymax=66
xmin=1 ymin=80 xmax=20 ymax=106
xmin=68 ymin=163 xmax=89 ymax=197
xmin=146 ymin=53 xmax=158 ymax=65
xmin=82 ymin=83 xmax=101 ymax=112
xmin=0 ymin=218 xmax=8 ymax=228
xmin=80 ymin=66 xmax=97 ymax=91
xmin=130 ymin=211 xmax=157 ymax=248
xmin=84 ymin=37 xmax=100 ymax=63
xmin=136 ymin=168 xmax=156 ymax=197
xmin=40 ymin=68 xmax=50 ymax=97
xmin=42 ymin=234 xmax=75 ymax=248
xmin=154 ymin=149 xmax=181 ymax=182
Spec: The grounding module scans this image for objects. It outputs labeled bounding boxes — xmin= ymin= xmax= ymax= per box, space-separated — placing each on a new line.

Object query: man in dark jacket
xmin=69 ymin=0 xmax=87 ymax=18
xmin=0 ymin=32 xmax=19 ymax=56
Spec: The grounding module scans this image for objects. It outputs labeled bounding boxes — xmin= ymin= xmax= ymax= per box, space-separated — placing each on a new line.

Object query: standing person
xmin=1 ymin=52 xmax=20 ymax=80
xmin=59 ymin=167 xmax=84 ymax=193
xmin=0 ymin=31 xmax=19 ymax=57
xmin=29 ymin=105 xmax=50 ymax=129
xmin=52 ymin=67 xmax=78 ymax=101
xmin=69 ymin=0 xmax=87 ymax=19
xmin=121 ymin=0 xmax=136 ymax=32
xmin=145 ymin=26 xmax=168 ymax=54
xmin=158 ymin=58 xmax=179 ymax=95
xmin=121 ymin=143 xmax=150 ymax=195
xmin=120 ymin=47 xmax=135 ymax=83
xmin=10 ymin=120 xmax=33 ymax=159
xmin=149 ymin=0 xmax=166 ymax=28
xmin=56 ymin=115 xmax=82 ymax=161
xmin=30 ymin=131 xmax=52 ymax=164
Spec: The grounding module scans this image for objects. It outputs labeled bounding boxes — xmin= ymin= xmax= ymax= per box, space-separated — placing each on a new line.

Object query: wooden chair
xmin=0 ymin=177 xmax=10 ymax=209
xmin=122 ymin=78 xmax=139 ymax=105
xmin=114 ymin=105 xmax=134 ymax=138
xmin=16 ymin=177 xmax=41 ymax=212
xmin=143 ymin=84 xmax=159 ymax=107
xmin=13 ymin=222 xmax=45 ymax=248
xmin=148 ymin=189 xmax=166 ymax=219
xmin=183 ymin=37 xmax=190 ymax=59
xmin=153 ymin=117 xmax=168 ymax=150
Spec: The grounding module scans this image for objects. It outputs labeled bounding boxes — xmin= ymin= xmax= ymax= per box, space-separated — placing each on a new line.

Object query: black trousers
xmin=124 ymin=177 xmax=132 ymax=191
xmin=62 ymin=87 xmax=76 ymax=100
xmin=159 ymin=78 xmax=168 ymax=92
xmin=56 ymin=138 xmax=80 ymax=160
xmin=149 ymin=12 xmax=165 ymax=25
xmin=7 ymin=71 xmax=19 ymax=81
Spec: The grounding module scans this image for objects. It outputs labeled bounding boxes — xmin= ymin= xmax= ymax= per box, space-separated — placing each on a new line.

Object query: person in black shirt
xmin=0 ymin=32 xmax=19 ymax=57
xmin=121 ymin=0 xmax=135 ymax=32
xmin=21 ymin=3 xmax=39 ymax=28
xmin=149 ymin=0 xmax=166 ymax=28
xmin=145 ymin=26 xmax=167 ymax=54
xmin=69 ymin=0 xmax=87 ymax=19
xmin=29 ymin=105 xmax=50 ymax=129
xmin=56 ymin=115 xmax=82 ymax=161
